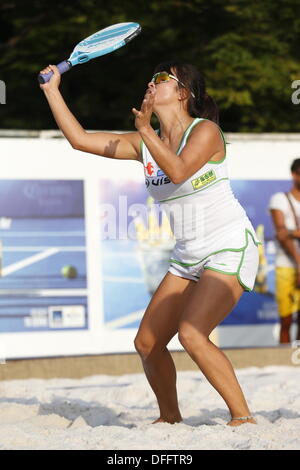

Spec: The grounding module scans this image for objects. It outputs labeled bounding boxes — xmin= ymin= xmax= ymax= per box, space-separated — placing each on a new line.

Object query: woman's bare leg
xmin=143 ymin=347 xmax=181 ymax=424
xmin=178 ymin=269 xmax=257 ymax=427
xmin=134 ymin=271 xmax=196 ymax=423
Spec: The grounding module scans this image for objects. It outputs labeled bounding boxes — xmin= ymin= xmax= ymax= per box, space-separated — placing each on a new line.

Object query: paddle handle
xmin=38 ymin=60 xmax=72 ymax=84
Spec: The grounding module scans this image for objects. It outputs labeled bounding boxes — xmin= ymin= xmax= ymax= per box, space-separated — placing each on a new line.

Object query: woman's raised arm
xmin=39 ymin=64 xmax=142 ymax=162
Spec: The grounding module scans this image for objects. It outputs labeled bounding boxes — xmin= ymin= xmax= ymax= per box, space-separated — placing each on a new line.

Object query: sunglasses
xmin=151 ymin=71 xmax=195 ymax=98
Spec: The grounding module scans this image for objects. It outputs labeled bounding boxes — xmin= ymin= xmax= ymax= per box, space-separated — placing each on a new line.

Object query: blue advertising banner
xmin=0 ymin=179 xmax=88 ymax=333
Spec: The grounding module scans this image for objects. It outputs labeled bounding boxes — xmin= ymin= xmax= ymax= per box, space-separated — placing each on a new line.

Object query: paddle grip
xmin=38 ymin=60 xmax=72 ymax=84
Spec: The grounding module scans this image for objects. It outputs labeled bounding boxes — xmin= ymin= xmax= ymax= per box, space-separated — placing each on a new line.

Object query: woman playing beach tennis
xmin=40 ymin=60 xmax=260 ymax=427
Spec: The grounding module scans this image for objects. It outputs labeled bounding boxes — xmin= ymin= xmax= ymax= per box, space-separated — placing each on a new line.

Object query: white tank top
xmin=141 ymin=117 xmax=260 ymax=251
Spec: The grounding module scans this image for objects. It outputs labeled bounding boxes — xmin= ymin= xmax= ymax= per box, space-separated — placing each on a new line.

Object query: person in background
xmin=269 ymin=158 xmax=300 ymax=344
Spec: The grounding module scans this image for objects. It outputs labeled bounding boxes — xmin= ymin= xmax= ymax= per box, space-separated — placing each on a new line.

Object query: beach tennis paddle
xmin=38 ymin=22 xmax=141 ymax=84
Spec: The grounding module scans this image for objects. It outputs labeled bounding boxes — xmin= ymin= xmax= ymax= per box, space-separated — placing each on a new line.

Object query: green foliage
xmin=0 ymin=0 xmax=299 ymax=131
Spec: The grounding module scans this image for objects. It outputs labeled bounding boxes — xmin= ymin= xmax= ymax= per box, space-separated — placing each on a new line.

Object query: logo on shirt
xmin=191 ymin=170 xmax=216 ymax=190
xmin=144 ymin=162 xmax=154 ymax=176
xmin=145 ymin=176 xmax=171 ymax=188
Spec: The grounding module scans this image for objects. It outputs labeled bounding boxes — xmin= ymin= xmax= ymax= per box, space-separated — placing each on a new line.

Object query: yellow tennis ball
xmin=61 ymin=265 xmax=77 ymax=279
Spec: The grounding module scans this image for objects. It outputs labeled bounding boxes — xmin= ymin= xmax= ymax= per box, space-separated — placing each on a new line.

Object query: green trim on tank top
xmin=158 ymin=177 xmax=229 ymax=203
xmin=169 ymin=228 xmax=262 ymax=267
xmin=139 ymin=129 xmax=160 ymax=161
xmin=140 ymin=119 xmax=201 ymax=165
xmin=185 ymin=117 xmax=227 ymax=163
xmin=139 ymin=139 xmax=144 ymax=159
xmin=158 ymin=117 xmax=200 ymax=155
xmin=140 ymin=117 xmax=226 ymax=164
xmin=139 ymin=120 xmax=198 ymax=158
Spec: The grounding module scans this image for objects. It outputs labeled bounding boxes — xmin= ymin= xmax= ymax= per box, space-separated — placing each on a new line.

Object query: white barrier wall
xmin=0 ymin=131 xmax=299 ymax=359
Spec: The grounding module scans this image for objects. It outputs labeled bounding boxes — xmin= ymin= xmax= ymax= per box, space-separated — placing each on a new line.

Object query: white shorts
xmin=168 ymin=227 xmax=261 ymax=291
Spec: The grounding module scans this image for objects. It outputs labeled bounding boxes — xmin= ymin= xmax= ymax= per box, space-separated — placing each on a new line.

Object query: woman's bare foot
xmin=226 ymin=416 xmax=257 ymax=426
xmin=152 ymin=415 xmax=182 ymax=424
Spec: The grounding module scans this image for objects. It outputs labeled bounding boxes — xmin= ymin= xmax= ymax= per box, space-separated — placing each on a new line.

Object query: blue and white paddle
xmin=38 ymin=22 xmax=141 ymax=84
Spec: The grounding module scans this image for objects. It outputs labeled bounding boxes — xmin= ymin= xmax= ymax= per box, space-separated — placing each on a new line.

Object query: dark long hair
xmin=153 ymin=60 xmax=219 ymax=124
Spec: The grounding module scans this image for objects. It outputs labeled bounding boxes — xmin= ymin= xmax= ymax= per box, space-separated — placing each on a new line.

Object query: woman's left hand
xmin=132 ymin=83 xmax=156 ymax=131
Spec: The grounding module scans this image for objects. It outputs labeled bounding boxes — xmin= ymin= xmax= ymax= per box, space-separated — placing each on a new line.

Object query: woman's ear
xmin=178 ymin=87 xmax=189 ymax=101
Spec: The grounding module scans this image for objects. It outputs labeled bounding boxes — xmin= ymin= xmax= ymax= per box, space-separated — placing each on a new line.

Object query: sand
xmin=0 ymin=365 xmax=299 ymax=450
